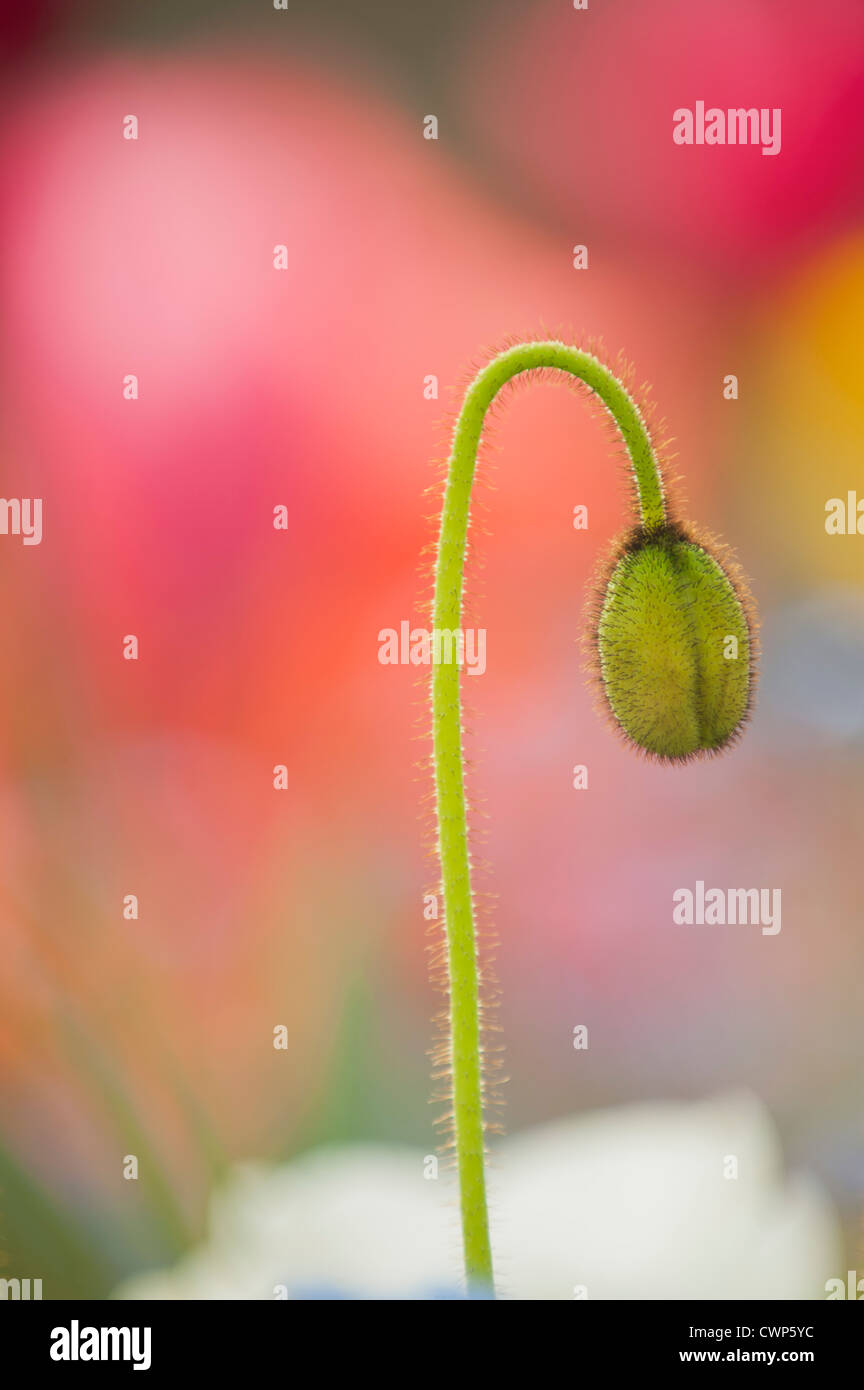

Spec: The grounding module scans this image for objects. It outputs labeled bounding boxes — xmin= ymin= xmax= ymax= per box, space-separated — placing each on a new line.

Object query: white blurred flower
xmin=115 ymin=1091 xmax=840 ymax=1300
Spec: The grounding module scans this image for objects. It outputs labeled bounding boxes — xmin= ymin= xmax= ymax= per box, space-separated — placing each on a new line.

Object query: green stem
xmin=431 ymin=342 xmax=665 ymax=1295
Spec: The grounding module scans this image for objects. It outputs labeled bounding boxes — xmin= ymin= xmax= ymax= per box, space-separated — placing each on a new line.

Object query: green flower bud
xmin=593 ymin=522 xmax=756 ymax=761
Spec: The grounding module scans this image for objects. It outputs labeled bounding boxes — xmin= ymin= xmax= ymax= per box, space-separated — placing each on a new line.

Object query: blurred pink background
xmin=0 ymin=0 xmax=862 ymax=1292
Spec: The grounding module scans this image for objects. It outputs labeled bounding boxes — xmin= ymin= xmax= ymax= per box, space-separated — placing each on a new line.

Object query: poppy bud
xmin=593 ymin=522 xmax=756 ymax=761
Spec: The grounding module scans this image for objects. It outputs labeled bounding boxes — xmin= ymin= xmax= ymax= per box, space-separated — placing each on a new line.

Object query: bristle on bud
xmin=593 ymin=521 xmax=756 ymax=761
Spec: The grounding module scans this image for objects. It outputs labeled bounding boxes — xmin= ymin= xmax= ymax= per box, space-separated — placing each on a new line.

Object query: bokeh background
xmin=0 ymin=0 xmax=862 ymax=1296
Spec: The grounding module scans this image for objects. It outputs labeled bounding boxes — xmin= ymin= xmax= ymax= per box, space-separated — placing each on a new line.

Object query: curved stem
xmin=431 ymin=342 xmax=665 ymax=1295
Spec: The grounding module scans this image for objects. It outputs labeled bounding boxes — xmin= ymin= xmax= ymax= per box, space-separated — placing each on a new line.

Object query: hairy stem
xmin=431 ymin=342 xmax=665 ymax=1294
